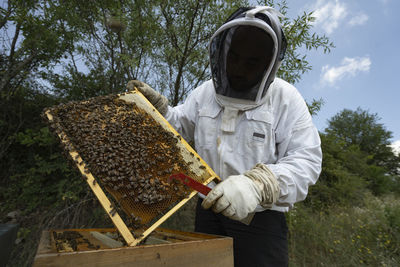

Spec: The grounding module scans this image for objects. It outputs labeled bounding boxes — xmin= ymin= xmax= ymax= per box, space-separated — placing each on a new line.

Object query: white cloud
xmin=348 ymin=13 xmax=369 ymax=26
xmin=321 ymin=56 xmax=371 ymax=85
xmin=312 ymin=0 xmax=348 ymax=34
xmin=389 ymin=140 xmax=400 ymax=156
xmin=311 ymin=0 xmax=369 ymax=33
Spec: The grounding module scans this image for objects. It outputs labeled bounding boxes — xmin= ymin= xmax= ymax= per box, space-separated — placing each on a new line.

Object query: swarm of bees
xmin=43 ymin=94 xmax=200 ymax=228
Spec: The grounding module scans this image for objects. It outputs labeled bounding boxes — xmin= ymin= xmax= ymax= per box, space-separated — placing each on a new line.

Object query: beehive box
xmin=42 ymin=89 xmax=220 ymax=246
xmin=33 ymin=228 xmax=233 ymax=267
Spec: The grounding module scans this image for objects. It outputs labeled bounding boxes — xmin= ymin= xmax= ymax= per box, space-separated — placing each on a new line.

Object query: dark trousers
xmin=195 ymin=198 xmax=288 ymax=267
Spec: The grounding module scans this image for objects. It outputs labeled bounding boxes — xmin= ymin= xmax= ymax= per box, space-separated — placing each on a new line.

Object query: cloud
xmin=312 ymin=0 xmax=348 ymax=34
xmin=321 ymin=56 xmax=371 ymax=85
xmin=311 ymin=0 xmax=369 ymax=33
xmin=389 ymin=140 xmax=400 ymax=156
xmin=348 ymin=13 xmax=369 ymax=26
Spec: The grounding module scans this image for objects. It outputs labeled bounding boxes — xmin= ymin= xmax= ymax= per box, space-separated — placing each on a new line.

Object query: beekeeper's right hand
xmin=126 ymin=80 xmax=169 ymax=115
xmin=201 ymin=164 xmax=280 ymax=223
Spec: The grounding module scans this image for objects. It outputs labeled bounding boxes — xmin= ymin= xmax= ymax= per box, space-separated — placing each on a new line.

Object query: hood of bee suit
xmin=209 ymin=6 xmax=287 ymax=121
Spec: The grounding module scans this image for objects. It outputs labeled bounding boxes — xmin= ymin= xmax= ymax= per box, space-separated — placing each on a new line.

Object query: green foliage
xmin=307 ymin=127 xmax=397 ymax=210
xmin=288 ymin=196 xmax=400 ymax=266
xmin=44 ymin=0 xmax=334 ymax=106
xmin=319 ymin=108 xmax=400 ymax=197
xmin=385 ymin=202 xmax=400 ymax=231
xmin=149 ymin=0 xmax=246 ymax=105
xmin=306 ymin=98 xmax=324 ymax=117
xmin=3 ymin=126 xmax=87 ymax=213
xmin=306 ymin=134 xmax=367 ymax=209
xmin=0 ymin=0 xmax=79 ymax=96
xmin=325 ymin=108 xmax=400 ymax=175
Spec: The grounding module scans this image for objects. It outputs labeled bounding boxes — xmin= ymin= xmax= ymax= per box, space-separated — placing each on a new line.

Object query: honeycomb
xmin=43 ymin=90 xmax=218 ymax=237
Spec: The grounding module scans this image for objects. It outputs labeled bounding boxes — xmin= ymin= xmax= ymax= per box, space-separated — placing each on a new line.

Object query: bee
xmin=109 ymin=208 xmax=117 ymax=217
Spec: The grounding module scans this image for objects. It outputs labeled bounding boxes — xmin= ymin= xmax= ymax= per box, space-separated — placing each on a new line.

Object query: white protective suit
xmin=134 ymin=6 xmax=322 ymax=215
xmin=165 ymin=77 xmax=322 ymax=213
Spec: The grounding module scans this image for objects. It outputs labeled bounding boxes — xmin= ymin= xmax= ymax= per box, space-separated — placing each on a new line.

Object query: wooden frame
xmin=44 ymin=89 xmax=220 ymax=246
xmin=34 ymin=228 xmax=233 ymax=267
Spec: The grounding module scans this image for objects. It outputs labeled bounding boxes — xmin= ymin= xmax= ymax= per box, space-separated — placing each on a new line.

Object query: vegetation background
xmin=0 ymin=0 xmax=399 ymax=266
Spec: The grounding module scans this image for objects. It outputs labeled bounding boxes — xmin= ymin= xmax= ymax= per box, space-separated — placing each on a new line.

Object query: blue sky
xmin=280 ymin=0 xmax=400 ymax=150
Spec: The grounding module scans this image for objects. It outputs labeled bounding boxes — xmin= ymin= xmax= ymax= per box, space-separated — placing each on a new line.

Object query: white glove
xmin=126 ymin=80 xmax=169 ymax=115
xmin=202 ymin=164 xmax=280 ymax=222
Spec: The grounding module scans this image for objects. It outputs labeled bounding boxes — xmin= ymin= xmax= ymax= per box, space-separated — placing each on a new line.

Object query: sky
xmin=278 ymin=0 xmax=400 ymax=150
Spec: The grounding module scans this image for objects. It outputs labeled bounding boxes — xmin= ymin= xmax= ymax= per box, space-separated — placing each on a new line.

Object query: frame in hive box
xmin=33 ymin=228 xmax=233 ymax=267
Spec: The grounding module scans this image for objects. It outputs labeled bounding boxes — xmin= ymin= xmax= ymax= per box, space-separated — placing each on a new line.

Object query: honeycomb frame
xmin=44 ymin=89 xmax=219 ymax=246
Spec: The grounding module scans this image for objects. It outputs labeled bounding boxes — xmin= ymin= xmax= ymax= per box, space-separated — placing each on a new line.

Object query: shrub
xmin=288 ymin=194 xmax=400 ymax=266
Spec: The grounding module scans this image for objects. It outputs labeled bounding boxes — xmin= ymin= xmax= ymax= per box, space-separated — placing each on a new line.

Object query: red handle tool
xmin=169 ymin=173 xmax=211 ymax=195
xmin=170 ymin=173 xmax=254 ymax=225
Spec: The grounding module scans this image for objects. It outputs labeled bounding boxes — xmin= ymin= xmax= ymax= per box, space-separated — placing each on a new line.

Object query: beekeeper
xmin=128 ymin=6 xmax=322 ymax=267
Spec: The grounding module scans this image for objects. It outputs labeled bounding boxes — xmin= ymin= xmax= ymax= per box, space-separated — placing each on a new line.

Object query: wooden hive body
xmin=34 ymin=228 xmax=233 ymax=267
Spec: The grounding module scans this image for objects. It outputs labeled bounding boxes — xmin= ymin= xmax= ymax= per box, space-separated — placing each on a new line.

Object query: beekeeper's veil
xmin=209 ymin=6 xmax=287 ymax=111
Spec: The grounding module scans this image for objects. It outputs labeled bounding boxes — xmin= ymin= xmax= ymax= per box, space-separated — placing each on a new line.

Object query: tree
xmin=305 ymin=108 xmax=400 ymax=209
xmin=325 ymin=108 xmax=400 ymax=176
xmin=44 ymin=0 xmax=159 ymax=100
xmin=0 ymin=1 xmax=76 ymax=95
xmin=148 ymin=0 xmax=334 ymax=106
xmin=0 ymin=0 xmax=81 ymax=162
xmin=46 ymin=0 xmax=247 ymax=105
xmin=305 ymin=133 xmax=370 ymax=209
xmin=314 ymin=108 xmax=400 ymax=198
xmin=47 ymin=0 xmax=333 ymax=106
xmin=147 ymin=0 xmax=245 ymax=106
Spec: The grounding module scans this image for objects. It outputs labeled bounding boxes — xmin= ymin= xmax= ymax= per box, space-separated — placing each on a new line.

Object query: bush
xmin=288 ymin=194 xmax=400 ymax=266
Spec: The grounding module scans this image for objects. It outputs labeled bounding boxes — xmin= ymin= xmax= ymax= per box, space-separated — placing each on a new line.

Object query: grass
xmin=287 ymin=193 xmax=400 ymax=266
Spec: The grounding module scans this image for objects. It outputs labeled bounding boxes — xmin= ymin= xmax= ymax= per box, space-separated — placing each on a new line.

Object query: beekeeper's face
xmin=226 ymin=26 xmax=274 ymax=92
